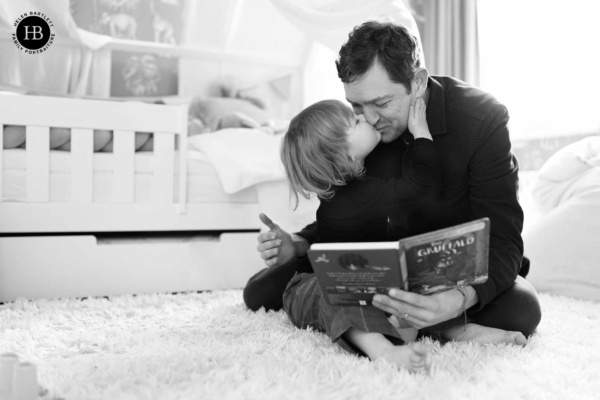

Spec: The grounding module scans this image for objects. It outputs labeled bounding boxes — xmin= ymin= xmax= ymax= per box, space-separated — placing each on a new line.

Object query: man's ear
xmin=412 ymin=68 xmax=429 ymax=97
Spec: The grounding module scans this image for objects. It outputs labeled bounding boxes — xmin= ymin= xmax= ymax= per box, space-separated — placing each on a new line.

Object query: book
xmin=307 ymin=218 xmax=490 ymax=306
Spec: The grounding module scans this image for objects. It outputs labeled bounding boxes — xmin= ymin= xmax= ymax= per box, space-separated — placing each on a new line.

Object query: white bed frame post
xmin=177 ymin=105 xmax=188 ymax=214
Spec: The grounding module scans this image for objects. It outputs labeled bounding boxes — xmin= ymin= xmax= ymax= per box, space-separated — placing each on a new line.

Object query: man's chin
xmin=379 ymin=131 xmax=398 ymax=143
xmin=378 ymin=128 xmax=403 ymax=143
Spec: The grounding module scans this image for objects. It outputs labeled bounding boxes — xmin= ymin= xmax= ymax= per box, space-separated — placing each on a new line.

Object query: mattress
xmin=1 ymin=149 xmax=258 ymax=203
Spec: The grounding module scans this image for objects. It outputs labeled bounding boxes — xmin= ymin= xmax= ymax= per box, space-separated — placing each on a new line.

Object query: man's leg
xmin=420 ymin=276 xmax=541 ymax=341
xmin=243 ymin=257 xmax=312 ymax=312
xmin=468 ymin=276 xmax=542 ymax=338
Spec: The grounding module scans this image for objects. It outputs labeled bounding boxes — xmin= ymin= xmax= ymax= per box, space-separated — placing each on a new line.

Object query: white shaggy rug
xmin=1 ymin=290 xmax=599 ymax=400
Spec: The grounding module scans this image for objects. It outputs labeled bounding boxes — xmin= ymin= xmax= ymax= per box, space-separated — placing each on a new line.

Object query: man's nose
xmin=363 ymin=109 xmax=380 ymax=126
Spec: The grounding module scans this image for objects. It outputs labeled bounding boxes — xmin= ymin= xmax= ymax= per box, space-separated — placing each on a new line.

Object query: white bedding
xmin=187 ymin=128 xmax=320 ymax=232
xmin=187 ymin=128 xmax=285 ymax=194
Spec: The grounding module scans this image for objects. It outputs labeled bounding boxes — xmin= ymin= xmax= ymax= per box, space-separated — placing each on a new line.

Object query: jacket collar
xmin=426 ymin=76 xmax=447 ymax=137
xmin=399 ymin=76 xmax=447 ymax=145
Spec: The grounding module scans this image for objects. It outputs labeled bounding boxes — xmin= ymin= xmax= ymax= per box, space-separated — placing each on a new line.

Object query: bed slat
xmin=26 ymin=126 xmax=50 ymax=202
xmin=152 ymin=133 xmax=175 ymax=203
xmin=177 ymin=118 xmax=188 ymax=213
xmin=71 ymin=128 xmax=94 ymax=203
xmin=0 ymin=124 xmax=4 ymax=202
xmin=113 ymin=130 xmax=135 ymax=202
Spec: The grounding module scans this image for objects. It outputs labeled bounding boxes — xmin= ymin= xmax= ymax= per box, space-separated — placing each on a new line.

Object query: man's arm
xmin=467 ymin=104 xmax=523 ymax=310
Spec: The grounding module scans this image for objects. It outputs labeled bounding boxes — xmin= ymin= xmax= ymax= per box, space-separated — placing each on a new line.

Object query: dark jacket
xmin=298 ymin=76 xmax=525 ymax=310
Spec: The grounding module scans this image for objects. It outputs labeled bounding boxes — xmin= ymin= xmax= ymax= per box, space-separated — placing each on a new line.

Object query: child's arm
xmin=315 ymin=97 xmax=439 ymax=243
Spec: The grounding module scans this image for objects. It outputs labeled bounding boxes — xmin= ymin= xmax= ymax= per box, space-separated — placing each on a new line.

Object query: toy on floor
xmin=0 ymin=353 xmax=44 ymax=400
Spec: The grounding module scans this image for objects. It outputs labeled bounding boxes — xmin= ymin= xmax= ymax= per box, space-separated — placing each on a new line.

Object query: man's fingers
xmin=387 ymin=288 xmax=426 ymax=307
xmin=257 ymin=231 xmax=277 ymax=244
xmin=372 ymin=293 xmax=417 ymax=318
xmin=265 ymin=257 xmax=279 ymax=267
xmin=256 ymin=239 xmax=282 ymax=253
xmin=259 ymin=247 xmax=279 ymax=261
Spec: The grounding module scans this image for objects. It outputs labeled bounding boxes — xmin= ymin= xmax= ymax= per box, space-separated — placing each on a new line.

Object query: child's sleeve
xmin=314 ymin=139 xmax=440 ymax=243
xmin=366 ymin=137 xmax=441 ymax=210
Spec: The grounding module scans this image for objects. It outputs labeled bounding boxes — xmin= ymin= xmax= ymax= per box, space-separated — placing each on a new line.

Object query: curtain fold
xmin=269 ymin=0 xmax=422 ymax=57
xmin=417 ymin=0 xmax=479 ymax=86
xmin=0 ymin=0 xmax=111 ymax=96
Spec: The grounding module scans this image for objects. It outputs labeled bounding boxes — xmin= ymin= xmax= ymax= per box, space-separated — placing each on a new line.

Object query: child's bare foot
xmin=442 ymin=323 xmax=527 ymax=346
xmin=343 ymin=329 xmax=431 ymax=373
xmin=372 ymin=342 xmax=431 ymax=373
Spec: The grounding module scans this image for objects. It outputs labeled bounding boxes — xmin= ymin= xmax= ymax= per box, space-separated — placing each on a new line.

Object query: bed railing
xmin=0 ymin=93 xmax=189 ymax=215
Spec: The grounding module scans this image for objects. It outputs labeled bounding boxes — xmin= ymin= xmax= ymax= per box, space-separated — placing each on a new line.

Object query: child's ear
xmin=413 ymin=68 xmax=429 ymax=98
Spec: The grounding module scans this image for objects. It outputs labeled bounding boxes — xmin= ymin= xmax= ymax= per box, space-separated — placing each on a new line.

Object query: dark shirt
xmin=316 ymin=138 xmax=440 ymax=243
xmin=298 ymin=76 xmax=525 ymax=310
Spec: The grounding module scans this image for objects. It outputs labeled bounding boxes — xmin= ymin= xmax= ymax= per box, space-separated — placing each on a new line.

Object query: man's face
xmin=344 ymin=60 xmax=415 ymax=143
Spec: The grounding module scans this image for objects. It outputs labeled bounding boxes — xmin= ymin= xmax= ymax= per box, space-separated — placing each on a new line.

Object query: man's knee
xmin=242 ymin=271 xmax=266 ymax=312
xmin=471 ymin=276 xmax=542 ymax=337
xmin=511 ymin=276 xmax=542 ymax=337
xmin=243 ymin=268 xmax=284 ymax=312
xmin=242 ymin=257 xmax=313 ymax=312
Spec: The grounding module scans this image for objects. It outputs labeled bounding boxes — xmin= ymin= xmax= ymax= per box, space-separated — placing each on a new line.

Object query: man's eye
xmin=376 ymin=101 xmax=390 ymax=108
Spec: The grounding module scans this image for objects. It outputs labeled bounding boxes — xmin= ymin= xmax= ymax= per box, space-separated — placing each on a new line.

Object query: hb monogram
xmin=23 ymin=25 xmax=44 ymax=40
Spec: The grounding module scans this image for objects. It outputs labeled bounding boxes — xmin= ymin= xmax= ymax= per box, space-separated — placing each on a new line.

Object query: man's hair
xmin=281 ymin=100 xmax=364 ymax=209
xmin=336 ymin=20 xmax=422 ymax=92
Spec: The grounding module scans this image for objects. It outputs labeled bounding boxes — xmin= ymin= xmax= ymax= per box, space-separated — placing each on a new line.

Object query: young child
xmin=280 ymin=98 xmax=439 ymax=372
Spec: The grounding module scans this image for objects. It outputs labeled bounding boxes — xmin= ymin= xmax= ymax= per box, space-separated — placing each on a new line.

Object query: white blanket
xmin=188 ymin=128 xmax=286 ymax=194
xmin=188 ymin=128 xmax=318 ymax=233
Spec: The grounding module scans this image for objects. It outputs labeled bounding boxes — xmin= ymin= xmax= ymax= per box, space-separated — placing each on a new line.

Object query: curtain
xmin=409 ymin=0 xmax=479 ymax=86
xmin=0 ymin=0 xmax=110 ymax=96
xmin=270 ymin=0 xmax=422 ymax=58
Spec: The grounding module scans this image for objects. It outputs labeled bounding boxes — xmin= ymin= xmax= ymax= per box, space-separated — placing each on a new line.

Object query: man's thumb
xmin=259 ymin=213 xmax=278 ymax=231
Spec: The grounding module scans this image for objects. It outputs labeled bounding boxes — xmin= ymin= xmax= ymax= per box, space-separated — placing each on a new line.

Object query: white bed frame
xmin=0 ymin=94 xmax=267 ymax=302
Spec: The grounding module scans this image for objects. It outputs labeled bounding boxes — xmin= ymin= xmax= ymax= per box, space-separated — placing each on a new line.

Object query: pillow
xmin=524 ymin=136 xmax=600 ymax=302
xmin=531 ymin=136 xmax=600 ymax=212
xmin=188 ymin=96 xmax=275 ymax=132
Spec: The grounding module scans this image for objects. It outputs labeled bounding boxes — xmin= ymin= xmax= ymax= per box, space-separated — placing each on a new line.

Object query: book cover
xmin=307 ymin=242 xmax=409 ymax=306
xmin=307 ymin=218 xmax=490 ymax=305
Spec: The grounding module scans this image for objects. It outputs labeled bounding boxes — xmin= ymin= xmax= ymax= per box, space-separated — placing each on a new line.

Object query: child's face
xmin=346 ymin=114 xmax=381 ymax=161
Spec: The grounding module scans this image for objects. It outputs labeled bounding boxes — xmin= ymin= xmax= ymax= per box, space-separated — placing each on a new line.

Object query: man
xmin=244 ymin=20 xmax=541 ymax=342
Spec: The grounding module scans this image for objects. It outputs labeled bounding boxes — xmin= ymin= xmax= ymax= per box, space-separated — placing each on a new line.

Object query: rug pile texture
xmin=1 ymin=290 xmax=599 ymax=400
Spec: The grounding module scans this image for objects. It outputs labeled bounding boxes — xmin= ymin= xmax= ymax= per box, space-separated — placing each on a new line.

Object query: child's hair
xmin=281 ymin=99 xmax=365 ymax=209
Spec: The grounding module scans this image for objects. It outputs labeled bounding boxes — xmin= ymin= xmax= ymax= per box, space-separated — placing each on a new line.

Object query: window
xmin=478 ymin=0 xmax=600 ymax=141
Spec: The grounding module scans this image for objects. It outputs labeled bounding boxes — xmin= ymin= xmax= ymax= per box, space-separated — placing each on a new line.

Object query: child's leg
xmin=283 ymin=273 xmax=429 ymax=370
xmin=442 ymin=323 xmax=527 ymax=346
xmin=343 ymin=328 xmax=430 ymax=372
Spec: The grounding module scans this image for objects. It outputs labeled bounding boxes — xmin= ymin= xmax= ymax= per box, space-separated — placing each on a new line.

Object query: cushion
xmin=188 ymin=96 xmax=275 ymax=132
xmin=523 ymin=136 xmax=600 ymax=302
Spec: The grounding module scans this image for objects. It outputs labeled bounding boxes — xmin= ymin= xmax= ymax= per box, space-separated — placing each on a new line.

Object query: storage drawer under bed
xmin=0 ymin=232 xmax=265 ymax=302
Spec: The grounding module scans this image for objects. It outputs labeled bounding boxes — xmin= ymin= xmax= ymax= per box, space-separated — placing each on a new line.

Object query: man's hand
xmin=256 ymin=213 xmax=308 ymax=267
xmin=372 ymin=287 xmax=475 ymax=329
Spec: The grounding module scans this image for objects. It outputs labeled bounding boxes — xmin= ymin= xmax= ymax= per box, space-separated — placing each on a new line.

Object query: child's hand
xmin=408 ymin=97 xmax=432 ymax=140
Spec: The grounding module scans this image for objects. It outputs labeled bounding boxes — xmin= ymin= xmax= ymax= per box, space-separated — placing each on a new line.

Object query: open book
xmin=307 ymin=218 xmax=490 ymax=306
